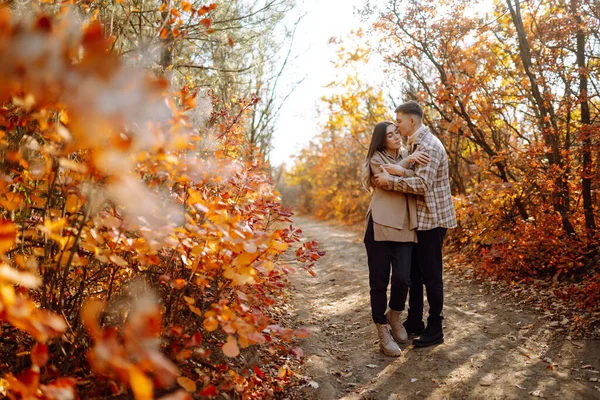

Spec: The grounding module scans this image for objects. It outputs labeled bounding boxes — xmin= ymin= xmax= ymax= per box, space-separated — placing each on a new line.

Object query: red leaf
xmin=82 ymin=21 xmax=105 ymax=50
xmin=35 ymin=16 xmax=52 ymax=32
xmin=31 ymin=343 xmax=49 ymax=368
xmin=253 ymin=365 xmax=266 ymax=379
xmin=199 ymin=384 xmax=218 ymax=396
xmin=185 ymin=332 xmax=202 ymax=347
xmin=291 ymin=347 xmax=304 ymax=358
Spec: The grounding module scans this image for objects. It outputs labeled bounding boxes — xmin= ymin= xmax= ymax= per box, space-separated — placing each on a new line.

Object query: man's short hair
xmin=394 ymin=101 xmax=423 ymax=118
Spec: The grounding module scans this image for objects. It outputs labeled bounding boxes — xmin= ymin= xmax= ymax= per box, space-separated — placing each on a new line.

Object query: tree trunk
xmin=159 ymin=0 xmax=173 ymax=71
xmin=573 ymin=0 xmax=596 ymax=230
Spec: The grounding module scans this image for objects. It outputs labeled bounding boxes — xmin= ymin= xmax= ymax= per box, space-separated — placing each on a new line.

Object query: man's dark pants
xmin=406 ymin=227 xmax=447 ymax=324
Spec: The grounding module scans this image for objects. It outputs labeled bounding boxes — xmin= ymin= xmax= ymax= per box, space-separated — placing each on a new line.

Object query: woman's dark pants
xmin=364 ymin=216 xmax=413 ymax=325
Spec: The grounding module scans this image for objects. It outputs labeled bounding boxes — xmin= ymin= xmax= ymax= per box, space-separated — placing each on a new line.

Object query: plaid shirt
xmin=388 ymin=126 xmax=457 ymax=231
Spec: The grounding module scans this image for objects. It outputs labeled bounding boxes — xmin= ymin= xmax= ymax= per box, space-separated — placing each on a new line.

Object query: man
xmin=374 ymin=100 xmax=457 ymax=347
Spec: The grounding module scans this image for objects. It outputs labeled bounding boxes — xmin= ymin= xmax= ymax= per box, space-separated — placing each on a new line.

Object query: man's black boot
xmin=402 ymin=317 xmax=425 ymax=337
xmin=413 ymin=317 xmax=443 ymax=347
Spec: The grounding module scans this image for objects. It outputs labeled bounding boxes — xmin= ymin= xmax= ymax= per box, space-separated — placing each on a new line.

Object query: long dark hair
xmin=365 ymin=121 xmax=395 ymax=162
xmin=361 ymin=121 xmax=395 ymax=191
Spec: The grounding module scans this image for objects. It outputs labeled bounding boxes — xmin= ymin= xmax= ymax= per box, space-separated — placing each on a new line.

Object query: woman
xmin=361 ymin=121 xmax=429 ymax=357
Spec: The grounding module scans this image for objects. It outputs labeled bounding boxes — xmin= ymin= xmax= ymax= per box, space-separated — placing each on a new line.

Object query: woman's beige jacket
xmin=365 ymin=150 xmax=418 ymax=242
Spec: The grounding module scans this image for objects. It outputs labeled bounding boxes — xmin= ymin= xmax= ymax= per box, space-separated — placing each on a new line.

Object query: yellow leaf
xmin=42 ymin=218 xmax=66 ymax=234
xmin=222 ymin=335 xmax=240 ymax=358
xmin=188 ymin=305 xmax=202 ymax=316
xmin=59 ymin=110 xmax=70 ymax=124
xmin=191 ymin=244 xmax=203 ymax=256
xmin=233 ymin=252 xmax=255 ymax=268
xmin=177 ymin=376 xmax=197 ymax=392
xmin=271 ymin=241 xmax=288 ymax=252
xmin=129 ymin=367 xmax=153 ymax=400
xmin=0 ymin=285 xmax=16 ymax=307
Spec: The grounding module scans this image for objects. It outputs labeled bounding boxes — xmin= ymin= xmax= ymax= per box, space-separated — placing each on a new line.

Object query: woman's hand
xmin=374 ymin=167 xmax=391 ymax=187
xmin=381 ymin=163 xmax=405 ymax=176
xmin=406 ymin=150 xmax=431 ymax=165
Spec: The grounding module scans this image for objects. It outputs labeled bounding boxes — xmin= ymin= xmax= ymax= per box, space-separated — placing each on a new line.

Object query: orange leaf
xmin=277 ymin=366 xmax=287 ymax=378
xmin=65 ymin=194 xmax=81 ymax=213
xmin=171 ymin=278 xmax=187 ymax=290
xmin=199 ymin=18 xmax=212 ymax=28
xmin=177 ymin=376 xmax=196 ymax=392
xmin=228 ymin=37 xmax=234 ymax=47
xmin=222 ymin=335 xmax=240 ymax=358
xmin=198 ymin=4 xmax=217 ymax=15
xmin=294 ymin=327 xmax=311 ymax=339
xmin=203 ymin=316 xmax=218 ymax=332
xmin=181 ymin=1 xmax=192 ymax=12
xmin=81 ymin=299 xmax=105 ymax=338
xmin=0 ymin=220 xmax=17 ymax=254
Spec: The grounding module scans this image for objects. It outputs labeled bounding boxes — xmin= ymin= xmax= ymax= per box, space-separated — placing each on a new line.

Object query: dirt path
xmin=286 ymin=216 xmax=600 ymax=400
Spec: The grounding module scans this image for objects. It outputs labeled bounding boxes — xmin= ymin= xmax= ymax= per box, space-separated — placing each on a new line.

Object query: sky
xmin=269 ymin=0 xmax=371 ymax=167
xmin=267 ymin=0 xmax=497 ymax=167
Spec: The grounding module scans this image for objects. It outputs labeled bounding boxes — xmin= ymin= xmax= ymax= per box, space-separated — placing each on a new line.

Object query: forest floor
xmin=284 ymin=216 xmax=600 ymax=400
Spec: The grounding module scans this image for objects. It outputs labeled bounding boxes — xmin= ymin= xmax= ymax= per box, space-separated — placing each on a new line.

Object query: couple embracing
xmin=361 ymin=101 xmax=457 ymax=357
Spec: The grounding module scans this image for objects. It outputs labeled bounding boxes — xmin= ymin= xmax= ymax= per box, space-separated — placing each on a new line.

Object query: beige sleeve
xmin=369 ymin=153 xmax=385 ymax=175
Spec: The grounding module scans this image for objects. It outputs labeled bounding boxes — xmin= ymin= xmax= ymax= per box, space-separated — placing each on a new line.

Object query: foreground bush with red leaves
xmin=0 ymin=8 xmax=321 ymax=399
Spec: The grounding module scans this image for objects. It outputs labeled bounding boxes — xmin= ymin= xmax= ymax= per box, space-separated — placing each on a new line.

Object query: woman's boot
xmin=385 ymin=309 xmax=408 ymax=343
xmin=376 ymin=324 xmax=401 ymax=357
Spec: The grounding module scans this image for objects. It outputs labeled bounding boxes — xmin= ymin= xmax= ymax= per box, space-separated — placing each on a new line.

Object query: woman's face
xmin=384 ymin=124 xmax=401 ymax=151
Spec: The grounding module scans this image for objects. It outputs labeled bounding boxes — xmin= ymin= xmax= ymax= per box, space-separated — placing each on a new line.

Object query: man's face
xmin=395 ymin=112 xmax=415 ymax=137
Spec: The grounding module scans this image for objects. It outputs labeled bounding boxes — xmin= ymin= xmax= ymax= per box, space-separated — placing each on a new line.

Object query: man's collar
xmin=408 ymin=125 xmax=428 ymax=145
